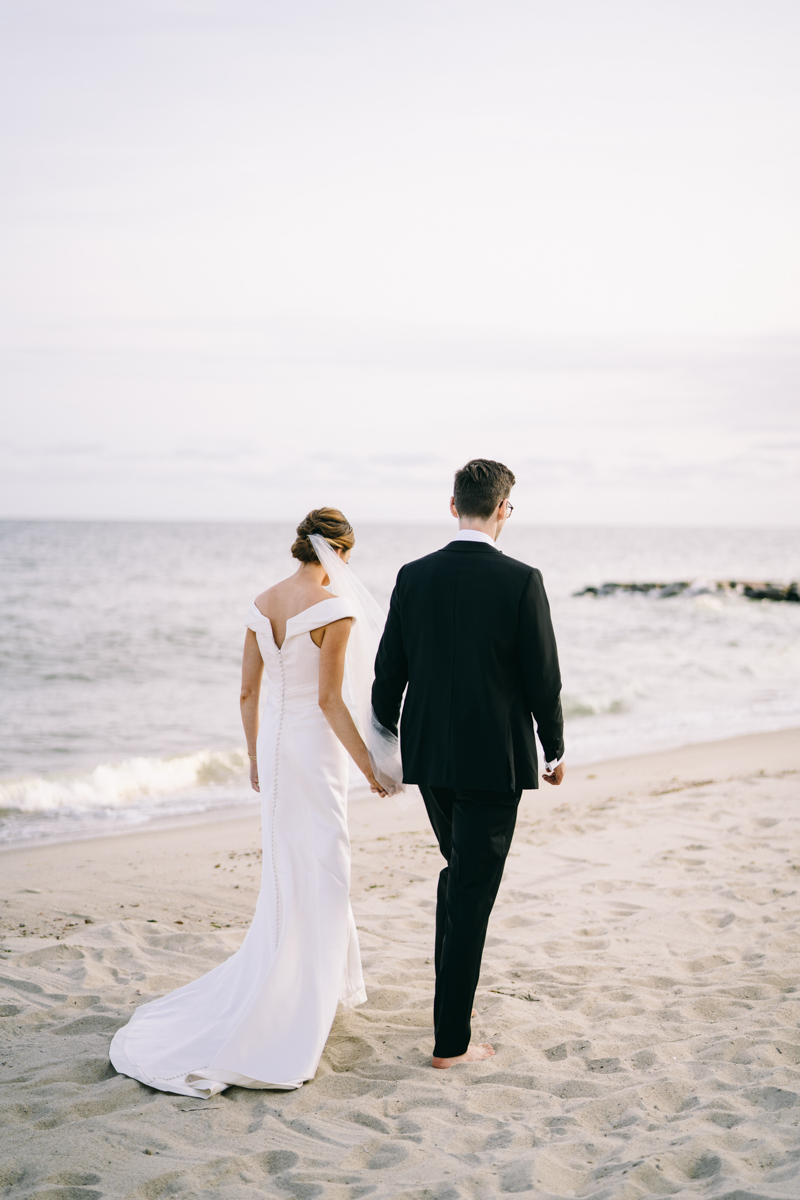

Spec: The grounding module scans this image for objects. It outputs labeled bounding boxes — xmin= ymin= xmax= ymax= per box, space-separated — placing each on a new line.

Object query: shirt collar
xmin=450 ymin=529 xmax=499 ymax=550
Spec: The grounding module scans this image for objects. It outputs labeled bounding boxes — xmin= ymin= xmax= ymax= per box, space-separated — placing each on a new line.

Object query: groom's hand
xmin=543 ymin=761 xmax=565 ymax=786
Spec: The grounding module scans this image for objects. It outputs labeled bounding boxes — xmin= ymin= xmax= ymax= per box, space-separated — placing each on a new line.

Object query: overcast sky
xmin=1 ymin=0 xmax=798 ymax=524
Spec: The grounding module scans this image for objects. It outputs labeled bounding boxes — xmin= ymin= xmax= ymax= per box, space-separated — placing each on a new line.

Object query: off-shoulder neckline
xmin=249 ymin=596 xmax=353 ymax=651
xmin=251 ymin=596 xmax=347 ymax=623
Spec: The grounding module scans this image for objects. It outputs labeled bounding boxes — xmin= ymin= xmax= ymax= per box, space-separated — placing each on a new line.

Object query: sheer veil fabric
xmin=309 ymin=535 xmax=417 ymax=809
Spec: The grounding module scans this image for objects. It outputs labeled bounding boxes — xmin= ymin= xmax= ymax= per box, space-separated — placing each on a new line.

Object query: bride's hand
xmin=249 ymin=758 xmax=260 ymax=793
xmin=366 ymin=771 xmax=389 ymax=798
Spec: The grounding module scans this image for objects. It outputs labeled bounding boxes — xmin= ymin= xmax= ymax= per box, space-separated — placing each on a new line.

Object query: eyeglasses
xmin=504 ymin=501 xmax=514 ymax=517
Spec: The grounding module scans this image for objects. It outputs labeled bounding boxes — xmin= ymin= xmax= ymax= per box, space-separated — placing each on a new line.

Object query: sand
xmin=1 ymin=727 xmax=799 ymax=1199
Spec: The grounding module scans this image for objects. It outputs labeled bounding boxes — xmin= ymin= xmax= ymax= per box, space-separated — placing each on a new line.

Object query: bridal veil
xmin=309 ymin=534 xmax=415 ymax=807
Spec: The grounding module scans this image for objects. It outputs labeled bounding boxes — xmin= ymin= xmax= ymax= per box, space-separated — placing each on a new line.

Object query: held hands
xmin=542 ymin=761 xmax=565 ymax=786
xmin=366 ymin=770 xmax=390 ymax=798
xmin=363 ymin=750 xmax=393 ymax=799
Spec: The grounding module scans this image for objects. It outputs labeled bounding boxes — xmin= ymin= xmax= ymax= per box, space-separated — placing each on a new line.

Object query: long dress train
xmin=109 ymin=596 xmax=366 ymax=1097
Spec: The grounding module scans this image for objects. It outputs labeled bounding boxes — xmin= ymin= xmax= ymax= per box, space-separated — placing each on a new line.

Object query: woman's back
xmin=254 ymin=575 xmax=333 ymax=650
xmin=247 ymin=595 xmax=354 ymax=705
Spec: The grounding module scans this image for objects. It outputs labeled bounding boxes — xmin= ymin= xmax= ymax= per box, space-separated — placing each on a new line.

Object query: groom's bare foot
xmin=432 ymin=1043 xmax=495 ymax=1069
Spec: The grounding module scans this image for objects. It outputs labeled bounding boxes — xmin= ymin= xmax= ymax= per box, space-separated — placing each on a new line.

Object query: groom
xmin=372 ymin=459 xmax=565 ymax=1067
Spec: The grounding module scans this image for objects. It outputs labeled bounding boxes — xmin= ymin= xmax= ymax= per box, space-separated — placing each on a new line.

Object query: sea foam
xmin=0 ymin=749 xmax=249 ymax=814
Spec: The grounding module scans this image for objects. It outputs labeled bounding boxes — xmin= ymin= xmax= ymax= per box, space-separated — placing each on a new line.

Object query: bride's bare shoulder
xmin=254 ymin=578 xmax=330 ymax=616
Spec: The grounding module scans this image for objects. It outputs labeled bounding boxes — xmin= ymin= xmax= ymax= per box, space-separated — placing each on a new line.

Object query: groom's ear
xmin=449 ymin=496 xmax=459 ymax=519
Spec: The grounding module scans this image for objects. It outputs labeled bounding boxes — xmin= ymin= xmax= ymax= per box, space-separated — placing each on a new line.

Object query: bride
xmin=110 ymin=508 xmax=402 ymax=1097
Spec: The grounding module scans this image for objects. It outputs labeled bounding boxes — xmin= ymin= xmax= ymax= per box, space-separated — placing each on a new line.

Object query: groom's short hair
xmin=453 ymin=459 xmax=516 ymax=519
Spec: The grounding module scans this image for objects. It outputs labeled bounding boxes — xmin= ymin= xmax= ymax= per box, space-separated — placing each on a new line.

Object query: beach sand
xmin=2 ymin=727 xmax=799 ymax=1198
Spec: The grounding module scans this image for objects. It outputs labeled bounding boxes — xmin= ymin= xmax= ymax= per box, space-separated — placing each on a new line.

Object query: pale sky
xmin=1 ymin=0 xmax=799 ymax=524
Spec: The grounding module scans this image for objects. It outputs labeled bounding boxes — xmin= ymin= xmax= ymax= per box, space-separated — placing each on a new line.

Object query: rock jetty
xmin=573 ymin=580 xmax=800 ymax=602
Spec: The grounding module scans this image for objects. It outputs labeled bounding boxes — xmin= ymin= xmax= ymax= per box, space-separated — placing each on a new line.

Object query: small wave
xmin=0 ymin=748 xmax=249 ymax=814
xmin=562 ymin=693 xmax=630 ymax=719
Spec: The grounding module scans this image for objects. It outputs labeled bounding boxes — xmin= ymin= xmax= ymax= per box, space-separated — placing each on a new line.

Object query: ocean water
xmin=1 ymin=520 xmax=798 ymax=846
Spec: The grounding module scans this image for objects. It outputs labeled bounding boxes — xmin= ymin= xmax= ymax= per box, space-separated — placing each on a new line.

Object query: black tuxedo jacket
xmin=371 ymin=539 xmax=564 ymax=792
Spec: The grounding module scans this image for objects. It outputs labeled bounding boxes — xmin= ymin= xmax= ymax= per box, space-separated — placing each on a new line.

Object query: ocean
xmin=1 ymin=520 xmax=798 ymax=846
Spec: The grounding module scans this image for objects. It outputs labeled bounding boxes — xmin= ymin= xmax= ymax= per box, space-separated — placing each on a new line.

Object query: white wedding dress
xmin=109 ymin=596 xmax=367 ymax=1097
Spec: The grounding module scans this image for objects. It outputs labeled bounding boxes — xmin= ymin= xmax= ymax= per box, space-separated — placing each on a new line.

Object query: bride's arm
xmin=240 ymin=629 xmax=264 ymax=792
xmin=318 ymin=618 xmax=388 ymax=797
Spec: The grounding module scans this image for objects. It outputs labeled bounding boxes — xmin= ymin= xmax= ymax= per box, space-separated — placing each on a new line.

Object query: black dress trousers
xmin=419 ymin=785 xmax=521 ymax=1058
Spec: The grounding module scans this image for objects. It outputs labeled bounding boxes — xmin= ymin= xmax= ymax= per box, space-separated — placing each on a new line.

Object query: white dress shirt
xmin=447 ymin=526 xmax=564 ymax=775
xmin=451 ymin=528 xmax=499 ymax=549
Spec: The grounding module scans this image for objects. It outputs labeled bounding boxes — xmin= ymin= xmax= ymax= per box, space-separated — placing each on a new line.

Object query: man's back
xmin=372 ymin=539 xmax=564 ymax=791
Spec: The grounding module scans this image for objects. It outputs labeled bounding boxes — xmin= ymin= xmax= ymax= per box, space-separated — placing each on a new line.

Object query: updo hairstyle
xmin=291 ymin=508 xmax=355 ymax=564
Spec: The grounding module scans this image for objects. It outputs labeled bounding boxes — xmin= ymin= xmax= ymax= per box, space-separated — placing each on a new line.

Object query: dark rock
xmin=741 ymin=582 xmax=799 ymax=602
xmin=572 ymin=579 xmax=799 ymax=602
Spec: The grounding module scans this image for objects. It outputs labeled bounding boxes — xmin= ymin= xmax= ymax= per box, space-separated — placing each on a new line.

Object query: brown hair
xmin=453 ymin=459 xmax=516 ymax=520
xmin=291 ymin=508 xmax=355 ymax=564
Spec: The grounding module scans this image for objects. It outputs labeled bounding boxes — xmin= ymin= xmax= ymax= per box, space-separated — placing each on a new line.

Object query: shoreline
xmin=1 ymin=723 xmax=798 ymax=856
xmin=2 ymin=724 xmax=799 ymax=1198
